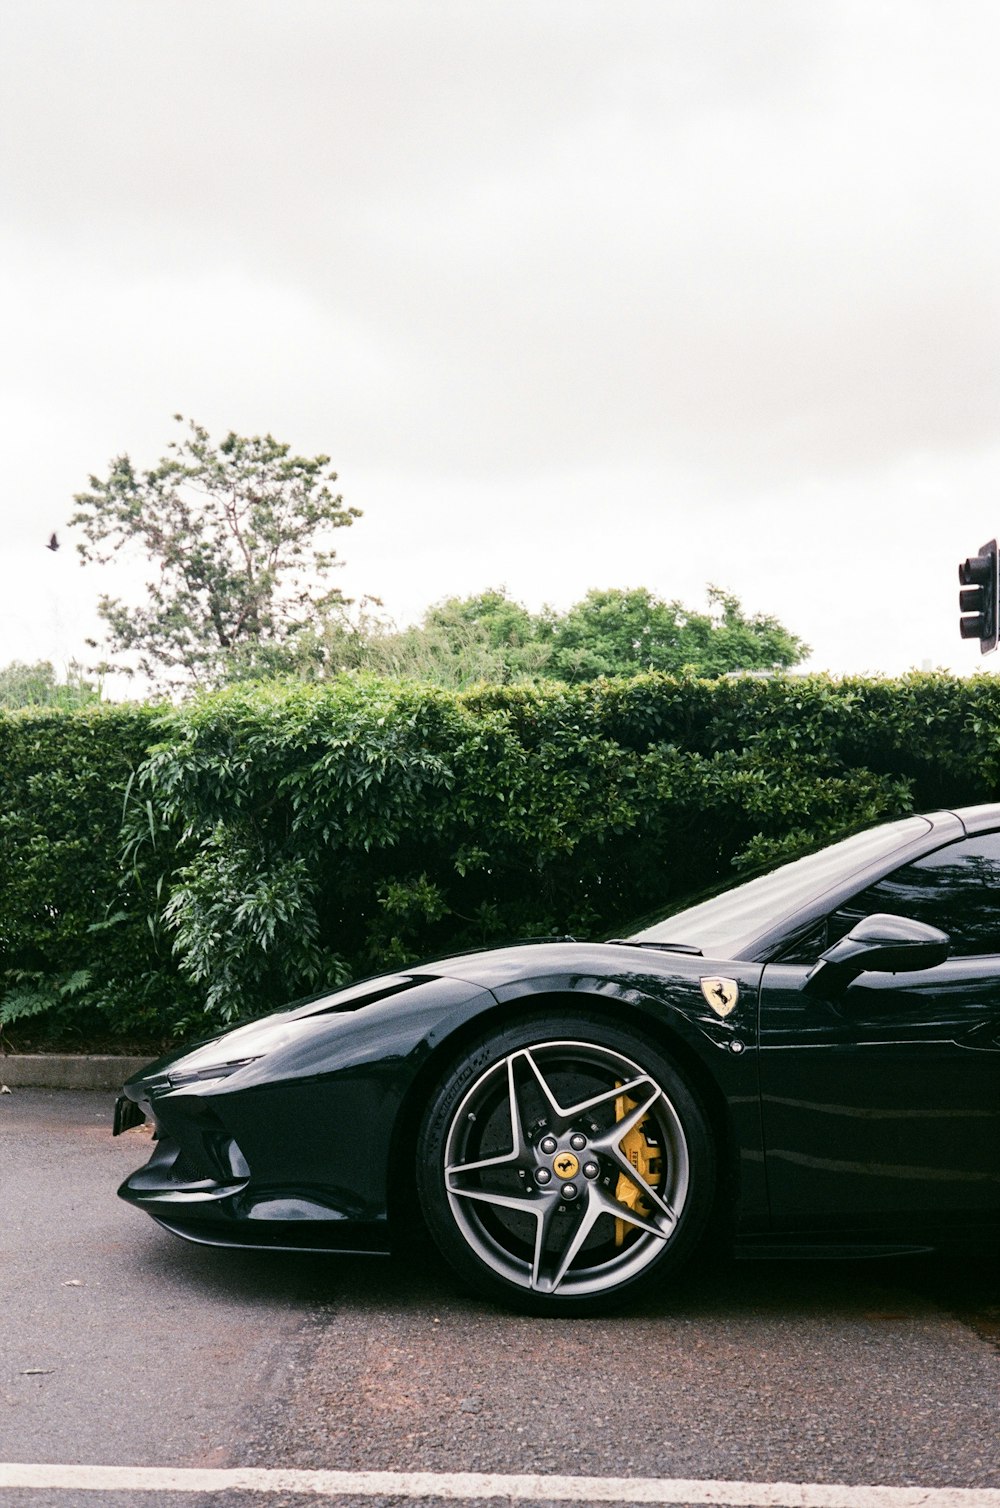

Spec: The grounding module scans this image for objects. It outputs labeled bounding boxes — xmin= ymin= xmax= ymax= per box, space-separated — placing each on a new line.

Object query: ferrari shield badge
xmin=700 ymin=976 xmax=740 ymax=1018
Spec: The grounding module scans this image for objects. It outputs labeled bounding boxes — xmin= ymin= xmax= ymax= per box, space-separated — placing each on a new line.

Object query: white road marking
xmin=0 ymin=1465 xmax=997 ymax=1505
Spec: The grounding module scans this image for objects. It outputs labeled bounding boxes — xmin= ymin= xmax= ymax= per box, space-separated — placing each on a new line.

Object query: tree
xmin=421 ymin=589 xmax=545 ymax=652
xmin=70 ymin=416 xmax=360 ymax=689
xmin=302 ymin=589 xmax=554 ymax=689
xmin=0 ymin=660 xmax=100 ymax=711
xmin=548 ymin=586 xmax=809 ymax=681
xmin=303 ymin=585 xmax=806 ymax=689
xmin=383 ymin=590 xmax=553 ymax=686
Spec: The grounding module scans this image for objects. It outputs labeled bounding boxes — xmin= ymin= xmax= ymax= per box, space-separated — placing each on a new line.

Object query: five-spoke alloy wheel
xmin=417 ymin=1015 xmax=714 ymax=1312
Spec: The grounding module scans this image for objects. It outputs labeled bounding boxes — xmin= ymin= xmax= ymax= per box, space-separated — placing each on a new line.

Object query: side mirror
xmin=803 ymin=913 xmax=950 ymax=996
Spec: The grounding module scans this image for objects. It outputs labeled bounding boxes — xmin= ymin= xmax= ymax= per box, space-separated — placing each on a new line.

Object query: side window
xmin=831 ymin=831 xmax=1000 ymax=958
xmin=776 ymin=919 xmax=830 ymax=964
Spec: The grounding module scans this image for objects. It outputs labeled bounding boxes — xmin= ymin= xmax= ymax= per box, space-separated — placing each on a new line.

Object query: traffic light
xmin=959 ymin=539 xmax=999 ymax=653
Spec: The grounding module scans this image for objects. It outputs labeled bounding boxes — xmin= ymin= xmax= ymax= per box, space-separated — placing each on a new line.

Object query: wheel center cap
xmin=552 ymin=1151 xmax=580 ymax=1179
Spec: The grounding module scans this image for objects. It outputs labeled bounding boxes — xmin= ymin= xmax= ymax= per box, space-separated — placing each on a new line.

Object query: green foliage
xmin=0 ymin=705 xmax=194 ymax=1046
xmin=423 ymin=590 xmax=543 ymax=648
xmin=547 ymin=586 xmax=809 ymax=681
xmin=285 ymin=585 xmax=808 ymax=690
xmin=375 ymin=590 xmax=554 ymax=686
xmin=0 ymin=968 xmax=93 ymax=1031
xmin=3 ymin=670 xmax=1000 ymax=1043
xmin=70 ymin=416 xmax=360 ymax=690
xmin=294 ymin=591 xmax=554 ymax=689
xmin=0 ymin=660 xmax=100 ymax=711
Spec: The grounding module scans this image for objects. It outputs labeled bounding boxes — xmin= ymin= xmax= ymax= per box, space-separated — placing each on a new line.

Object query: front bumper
xmin=115 ymin=1080 xmax=392 ymax=1255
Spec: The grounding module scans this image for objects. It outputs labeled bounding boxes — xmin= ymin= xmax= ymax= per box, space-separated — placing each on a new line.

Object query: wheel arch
xmin=385 ymin=986 xmax=740 ymax=1248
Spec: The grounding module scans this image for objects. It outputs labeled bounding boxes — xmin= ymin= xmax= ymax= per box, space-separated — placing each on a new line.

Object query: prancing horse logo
xmin=553 ymin=1152 xmax=580 ymax=1179
xmin=700 ymin=976 xmax=740 ymax=1018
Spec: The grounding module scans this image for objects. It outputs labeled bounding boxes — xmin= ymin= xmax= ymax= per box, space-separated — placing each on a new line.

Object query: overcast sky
xmin=3 ymin=0 xmax=999 ymax=690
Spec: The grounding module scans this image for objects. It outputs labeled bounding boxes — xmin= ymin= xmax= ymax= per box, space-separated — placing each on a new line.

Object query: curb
xmin=0 ymin=1055 xmax=152 ymax=1092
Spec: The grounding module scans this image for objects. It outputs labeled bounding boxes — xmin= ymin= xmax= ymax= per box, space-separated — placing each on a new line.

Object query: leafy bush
xmin=0 ymin=705 xmax=194 ymax=1046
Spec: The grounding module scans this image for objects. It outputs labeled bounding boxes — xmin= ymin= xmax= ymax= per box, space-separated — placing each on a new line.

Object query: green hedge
xmin=0 ymin=704 xmax=195 ymax=1043
xmin=2 ymin=672 xmax=998 ymax=1043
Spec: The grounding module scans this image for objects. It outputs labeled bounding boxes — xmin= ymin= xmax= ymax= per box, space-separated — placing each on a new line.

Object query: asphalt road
xmin=2 ymin=1089 xmax=998 ymax=1508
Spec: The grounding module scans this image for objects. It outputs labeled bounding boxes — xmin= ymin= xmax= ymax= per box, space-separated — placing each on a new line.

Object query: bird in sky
xmin=46 ymin=532 xmax=59 ymax=551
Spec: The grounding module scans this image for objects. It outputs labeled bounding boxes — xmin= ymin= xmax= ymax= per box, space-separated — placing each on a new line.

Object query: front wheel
xmin=416 ymin=1014 xmax=715 ymax=1313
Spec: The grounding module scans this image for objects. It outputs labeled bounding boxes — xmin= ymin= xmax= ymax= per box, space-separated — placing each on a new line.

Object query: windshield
xmin=626 ymin=815 xmax=932 ymax=958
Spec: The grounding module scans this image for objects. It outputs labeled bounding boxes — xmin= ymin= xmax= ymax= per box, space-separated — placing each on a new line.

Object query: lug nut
xmin=535 ymin=1167 xmax=552 ymax=1185
xmin=569 ymin=1133 xmax=587 ymax=1151
xmin=583 ymin=1161 xmax=600 ymax=1180
xmin=561 ymin=1183 xmax=579 ymax=1200
xmin=539 ymin=1135 xmax=558 ymax=1154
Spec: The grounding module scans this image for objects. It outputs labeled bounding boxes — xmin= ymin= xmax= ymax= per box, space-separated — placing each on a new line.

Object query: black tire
xmin=416 ymin=1013 xmax=715 ymax=1314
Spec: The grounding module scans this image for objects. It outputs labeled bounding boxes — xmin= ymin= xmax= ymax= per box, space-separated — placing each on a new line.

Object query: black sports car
xmin=116 ymin=805 xmax=1000 ymax=1312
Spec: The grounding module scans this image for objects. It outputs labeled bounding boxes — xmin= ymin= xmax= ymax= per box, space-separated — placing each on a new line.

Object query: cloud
xmin=1 ymin=1 xmax=998 ymax=683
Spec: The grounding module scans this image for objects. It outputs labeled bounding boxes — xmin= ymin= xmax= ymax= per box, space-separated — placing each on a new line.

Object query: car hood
xmin=126 ymin=938 xmax=736 ymax=1090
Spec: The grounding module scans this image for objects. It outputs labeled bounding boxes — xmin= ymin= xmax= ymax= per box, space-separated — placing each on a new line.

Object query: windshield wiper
xmin=605 ymin=939 xmax=703 ymax=955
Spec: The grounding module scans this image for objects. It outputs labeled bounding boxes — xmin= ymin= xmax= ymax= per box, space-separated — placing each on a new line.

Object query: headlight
xmin=167 ymin=1056 xmax=260 ymax=1088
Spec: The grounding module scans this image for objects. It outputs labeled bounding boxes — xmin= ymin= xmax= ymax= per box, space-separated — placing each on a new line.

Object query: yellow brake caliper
xmin=614 ymin=1091 xmax=662 ymax=1247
